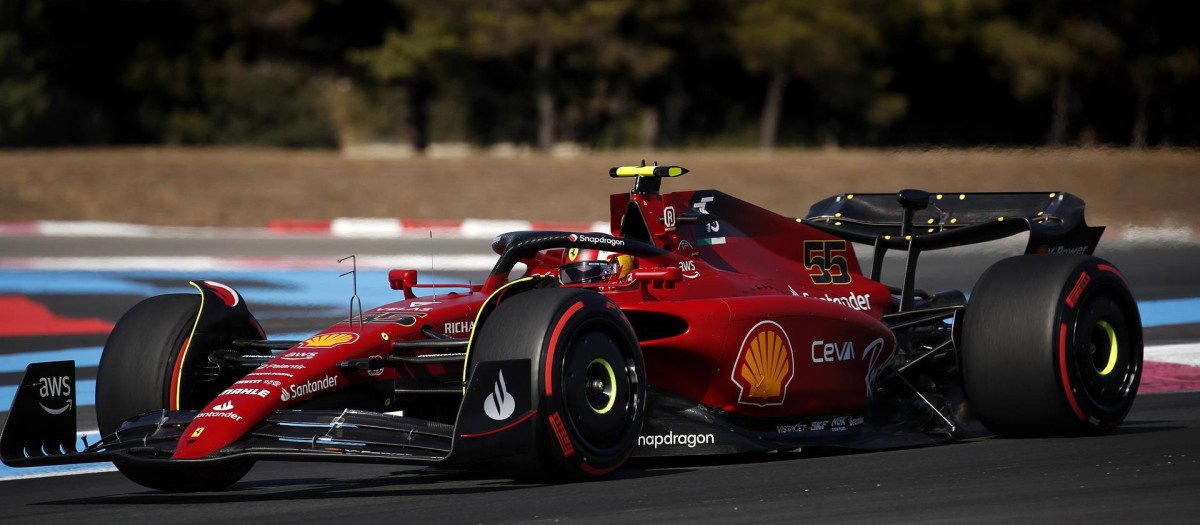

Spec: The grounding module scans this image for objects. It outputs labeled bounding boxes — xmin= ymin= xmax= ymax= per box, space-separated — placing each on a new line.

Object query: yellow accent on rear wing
xmin=609 ymin=165 xmax=689 ymax=178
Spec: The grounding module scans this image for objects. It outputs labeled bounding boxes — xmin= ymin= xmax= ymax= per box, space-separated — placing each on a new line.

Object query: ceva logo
xmin=483 ymin=370 xmax=516 ymax=421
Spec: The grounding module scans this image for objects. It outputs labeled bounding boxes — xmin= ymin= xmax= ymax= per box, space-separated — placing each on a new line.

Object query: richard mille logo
xmin=484 ymin=371 xmax=516 ymax=421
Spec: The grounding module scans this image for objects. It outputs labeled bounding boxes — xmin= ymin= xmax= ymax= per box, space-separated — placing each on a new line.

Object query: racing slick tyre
xmin=96 ymin=294 xmax=254 ymax=491
xmin=962 ymin=255 xmax=1142 ymax=437
xmin=470 ymin=288 xmax=646 ymax=481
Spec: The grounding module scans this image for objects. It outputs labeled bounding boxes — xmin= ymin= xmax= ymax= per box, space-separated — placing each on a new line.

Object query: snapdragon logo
xmin=569 ymin=233 xmax=625 ymax=248
xmin=637 ymin=431 xmax=716 ymax=449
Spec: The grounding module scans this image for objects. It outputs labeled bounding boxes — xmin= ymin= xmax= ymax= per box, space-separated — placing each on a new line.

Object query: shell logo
xmin=731 ymin=321 xmax=795 ymax=407
xmin=300 ymin=332 xmax=359 ymax=349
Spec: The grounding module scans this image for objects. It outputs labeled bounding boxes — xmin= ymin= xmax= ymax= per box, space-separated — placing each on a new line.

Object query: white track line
xmin=1145 ymin=343 xmax=1200 ymax=367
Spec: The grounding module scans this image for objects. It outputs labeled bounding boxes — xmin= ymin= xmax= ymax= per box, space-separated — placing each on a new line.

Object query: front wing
xmin=1 ymin=360 xmax=535 ymax=469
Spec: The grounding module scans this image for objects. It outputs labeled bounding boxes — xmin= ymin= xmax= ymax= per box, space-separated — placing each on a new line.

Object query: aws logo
xmin=730 ymin=321 xmax=795 ymax=407
xmin=36 ymin=375 xmax=73 ymax=415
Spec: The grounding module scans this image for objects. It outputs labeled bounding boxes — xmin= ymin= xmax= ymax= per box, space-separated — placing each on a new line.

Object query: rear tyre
xmin=471 ymin=288 xmax=645 ymax=480
xmin=96 ymin=294 xmax=254 ymax=491
xmin=962 ymin=255 xmax=1142 ymax=437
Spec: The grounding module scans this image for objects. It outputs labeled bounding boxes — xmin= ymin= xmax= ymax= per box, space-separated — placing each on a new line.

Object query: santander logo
xmin=483 ymin=371 xmax=516 ymax=421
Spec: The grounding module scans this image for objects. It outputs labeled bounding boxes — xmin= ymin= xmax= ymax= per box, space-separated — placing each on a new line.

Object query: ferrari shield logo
xmin=731 ymin=321 xmax=795 ymax=407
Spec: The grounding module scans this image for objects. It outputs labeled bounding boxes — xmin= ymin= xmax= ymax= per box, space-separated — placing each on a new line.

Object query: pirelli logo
xmin=549 ymin=411 xmax=575 ymax=457
xmin=1066 ymin=272 xmax=1090 ymax=308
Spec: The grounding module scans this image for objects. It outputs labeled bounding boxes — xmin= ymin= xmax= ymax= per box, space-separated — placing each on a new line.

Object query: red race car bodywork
xmin=2 ymin=164 xmax=1143 ymax=491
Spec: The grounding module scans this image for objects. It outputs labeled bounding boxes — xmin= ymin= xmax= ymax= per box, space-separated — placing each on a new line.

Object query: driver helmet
xmin=560 ymin=248 xmax=613 ymax=284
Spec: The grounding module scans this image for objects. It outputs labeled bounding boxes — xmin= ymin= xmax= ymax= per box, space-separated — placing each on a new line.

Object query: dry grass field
xmin=1 ymin=147 xmax=1197 ymax=228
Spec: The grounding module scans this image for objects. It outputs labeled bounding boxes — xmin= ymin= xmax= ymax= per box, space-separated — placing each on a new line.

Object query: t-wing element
xmin=610 ymin=162 xmax=689 ymax=195
xmin=897 ymin=189 xmax=931 ymax=239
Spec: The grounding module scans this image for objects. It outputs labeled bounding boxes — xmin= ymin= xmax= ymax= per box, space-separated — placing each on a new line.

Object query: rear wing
xmin=802 ymin=190 xmax=1105 ymax=312
xmin=803 ymin=191 xmax=1104 ymax=255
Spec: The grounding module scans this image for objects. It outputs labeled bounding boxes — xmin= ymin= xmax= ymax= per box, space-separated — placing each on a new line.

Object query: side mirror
xmin=388 ymin=269 xmax=419 ymax=299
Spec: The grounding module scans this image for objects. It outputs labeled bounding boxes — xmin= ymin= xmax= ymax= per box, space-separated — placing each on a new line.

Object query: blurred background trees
xmin=0 ymin=0 xmax=1196 ymax=150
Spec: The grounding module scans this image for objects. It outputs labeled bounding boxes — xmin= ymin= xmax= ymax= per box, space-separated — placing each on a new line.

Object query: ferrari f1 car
xmin=2 ymin=165 xmax=1142 ymax=491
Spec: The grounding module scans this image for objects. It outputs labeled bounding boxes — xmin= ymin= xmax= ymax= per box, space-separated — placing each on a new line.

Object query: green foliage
xmin=0 ymin=0 xmax=1196 ymax=148
xmin=730 ymin=0 xmax=880 ymax=76
xmin=349 ymin=16 xmax=458 ymax=83
xmin=0 ymin=32 xmax=50 ymax=144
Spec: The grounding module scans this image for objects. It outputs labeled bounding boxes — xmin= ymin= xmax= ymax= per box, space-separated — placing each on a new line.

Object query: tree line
xmin=1 ymin=0 xmax=1196 ymax=150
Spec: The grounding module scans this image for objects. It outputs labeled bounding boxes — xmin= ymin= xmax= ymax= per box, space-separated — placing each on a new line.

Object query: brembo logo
xmin=483 ymin=371 xmax=516 ymax=421
xmin=36 ymin=375 xmax=73 ymax=415
xmin=280 ymin=375 xmax=338 ymax=402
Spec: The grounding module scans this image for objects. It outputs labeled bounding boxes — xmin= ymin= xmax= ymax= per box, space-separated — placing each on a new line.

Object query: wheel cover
xmin=1072 ymin=296 xmax=1136 ymax=410
xmin=560 ymin=324 xmax=637 ymax=450
xmin=585 ymin=358 xmax=618 ymax=414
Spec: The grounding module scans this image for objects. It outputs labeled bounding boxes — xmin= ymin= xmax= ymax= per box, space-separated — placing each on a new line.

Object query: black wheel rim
xmin=1072 ymin=295 xmax=1137 ymax=410
xmin=560 ymin=322 xmax=638 ymax=451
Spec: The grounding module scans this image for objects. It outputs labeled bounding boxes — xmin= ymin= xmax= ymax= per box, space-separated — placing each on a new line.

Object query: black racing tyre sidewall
xmin=95 ymin=294 xmax=254 ymax=491
xmin=469 ymin=288 xmax=646 ymax=481
xmin=962 ymin=255 xmax=1143 ymax=437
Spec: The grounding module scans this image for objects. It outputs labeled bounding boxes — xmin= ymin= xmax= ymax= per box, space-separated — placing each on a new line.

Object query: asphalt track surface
xmin=1 ymin=234 xmax=1198 ymax=523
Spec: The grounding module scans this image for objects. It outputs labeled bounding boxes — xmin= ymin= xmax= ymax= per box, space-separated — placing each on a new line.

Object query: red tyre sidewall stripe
xmin=459 ymin=410 xmax=537 ymax=439
xmin=544 ymin=301 xmax=585 ymax=396
xmin=168 ymin=336 xmax=191 ymax=410
xmin=1058 ymin=322 xmax=1087 ymax=421
xmin=1096 ymin=264 xmax=1129 ymax=286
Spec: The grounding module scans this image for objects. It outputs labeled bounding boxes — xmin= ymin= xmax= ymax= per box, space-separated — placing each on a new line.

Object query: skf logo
xmin=300 ymin=332 xmax=359 ymax=348
xmin=731 ymin=321 xmax=795 ymax=407
xmin=36 ymin=375 xmax=73 ymax=415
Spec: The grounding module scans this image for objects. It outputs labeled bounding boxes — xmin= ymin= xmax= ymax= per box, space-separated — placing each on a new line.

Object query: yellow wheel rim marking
xmin=1097 ymin=321 xmax=1119 ymax=376
xmin=589 ymin=358 xmax=618 ymax=414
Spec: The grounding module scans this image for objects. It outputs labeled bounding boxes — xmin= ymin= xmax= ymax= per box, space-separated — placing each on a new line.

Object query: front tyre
xmin=471 ymin=288 xmax=646 ymax=480
xmin=96 ymin=294 xmax=254 ymax=491
xmin=962 ymin=255 xmax=1142 ymax=437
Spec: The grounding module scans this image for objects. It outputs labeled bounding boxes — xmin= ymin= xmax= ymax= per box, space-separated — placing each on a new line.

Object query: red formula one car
xmin=2 ymin=165 xmax=1143 ymax=491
